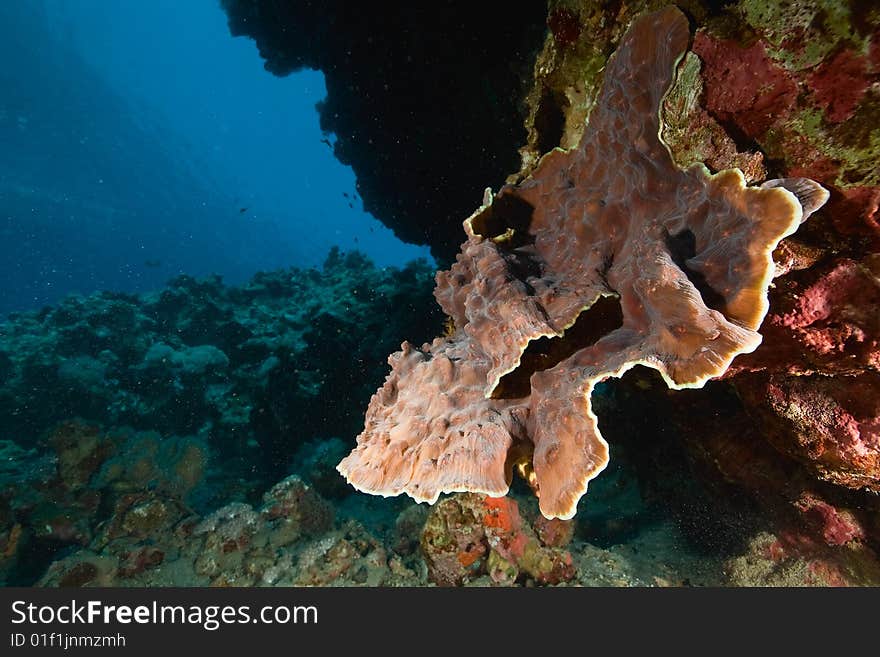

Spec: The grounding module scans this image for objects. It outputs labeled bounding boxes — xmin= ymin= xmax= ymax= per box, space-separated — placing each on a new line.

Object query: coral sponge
xmin=338 ymin=6 xmax=828 ymax=519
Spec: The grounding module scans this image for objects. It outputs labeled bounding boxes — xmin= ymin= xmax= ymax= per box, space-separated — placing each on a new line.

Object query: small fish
xmin=144 ymin=259 xmax=162 ymax=268
xmin=320 ymin=138 xmax=332 ymax=148
xmin=239 ymin=207 xmax=248 ymax=214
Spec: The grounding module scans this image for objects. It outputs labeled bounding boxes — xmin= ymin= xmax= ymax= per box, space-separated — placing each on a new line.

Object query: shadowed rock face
xmin=337 ymin=7 xmax=827 ymax=520
xmin=220 ymin=0 xmax=548 ymax=262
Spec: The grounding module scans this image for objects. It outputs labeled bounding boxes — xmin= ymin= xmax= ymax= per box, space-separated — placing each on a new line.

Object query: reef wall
xmin=509 ymin=0 xmax=880 ymax=565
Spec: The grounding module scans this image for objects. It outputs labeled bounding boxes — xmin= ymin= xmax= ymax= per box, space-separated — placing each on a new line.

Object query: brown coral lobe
xmin=338 ymin=6 xmax=828 ymax=519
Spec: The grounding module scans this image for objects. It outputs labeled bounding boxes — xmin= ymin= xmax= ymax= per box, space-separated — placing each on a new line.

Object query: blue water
xmin=0 ymin=0 xmax=430 ymax=317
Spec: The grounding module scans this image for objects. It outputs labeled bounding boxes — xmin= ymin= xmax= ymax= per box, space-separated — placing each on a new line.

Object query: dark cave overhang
xmin=220 ymin=0 xmax=549 ymax=263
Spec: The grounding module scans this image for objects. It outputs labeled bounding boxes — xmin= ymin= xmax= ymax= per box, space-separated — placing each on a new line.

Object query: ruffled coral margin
xmin=338 ymin=6 xmax=828 ymax=519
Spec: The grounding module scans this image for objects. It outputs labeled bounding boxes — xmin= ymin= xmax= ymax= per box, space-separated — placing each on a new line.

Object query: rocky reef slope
xmin=0 ymin=251 xmax=439 ymax=583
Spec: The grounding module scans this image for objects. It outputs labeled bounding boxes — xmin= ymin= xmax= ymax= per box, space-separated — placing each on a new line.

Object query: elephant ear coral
xmin=337 ymin=6 xmax=829 ymax=519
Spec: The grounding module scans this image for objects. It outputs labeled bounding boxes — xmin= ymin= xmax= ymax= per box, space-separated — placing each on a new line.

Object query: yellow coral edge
xmin=543 ymin=173 xmax=810 ymax=516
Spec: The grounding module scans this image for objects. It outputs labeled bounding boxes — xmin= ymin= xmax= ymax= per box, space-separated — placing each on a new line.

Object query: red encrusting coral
xmin=692 ymin=32 xmax=798 ymax=140
xmin=737 ymin=373 xmax=880 ymax=492
xmin=793 ymin=492 xmax=865 ymax=547
xmin=807 ymin=48 xmax=871 ymax=124
xmin=731 ymin=258 xmax=880 ymax=376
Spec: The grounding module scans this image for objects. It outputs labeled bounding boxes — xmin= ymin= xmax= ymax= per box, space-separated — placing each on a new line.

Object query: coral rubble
xmin=338 ymin=7 xmax=828 ymax=519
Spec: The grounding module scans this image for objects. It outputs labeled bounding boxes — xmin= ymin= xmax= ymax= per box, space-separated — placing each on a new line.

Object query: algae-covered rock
xmin=421 ymin=494 xmax=576 ymax=586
